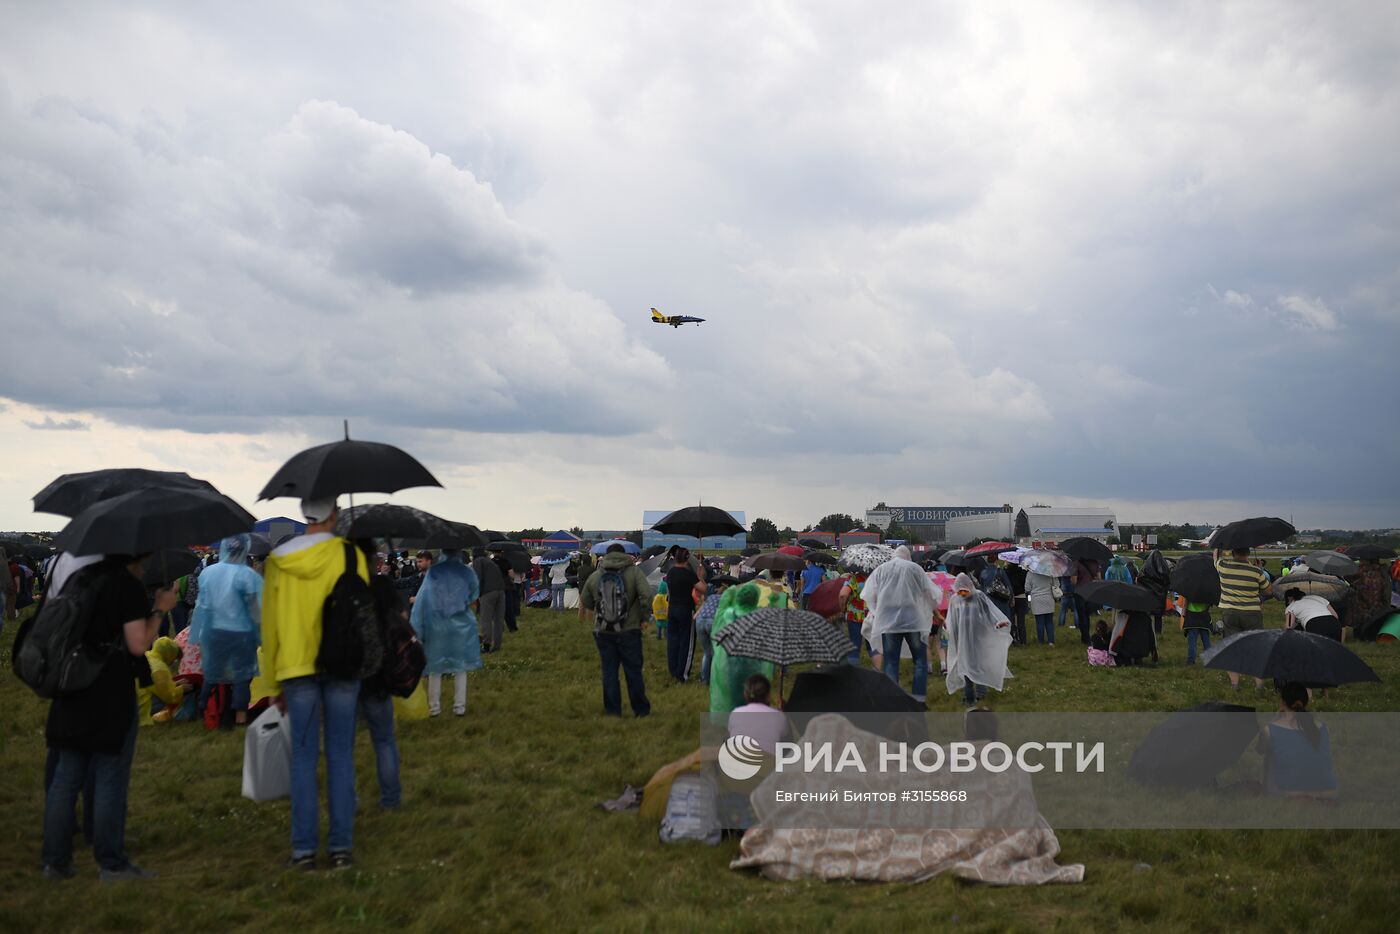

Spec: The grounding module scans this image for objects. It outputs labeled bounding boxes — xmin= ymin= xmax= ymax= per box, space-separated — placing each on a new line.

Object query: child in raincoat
xmin=652 ymin=581 xmax=669 ymax=641
xmin=135 ymin=636 xmax=187 ymax=725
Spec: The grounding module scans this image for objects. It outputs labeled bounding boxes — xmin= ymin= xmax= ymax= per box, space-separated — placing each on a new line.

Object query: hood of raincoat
xmin=598 ymin=552 xmax=637 ymax=572
xmin=219 ymin=534 xmax=251 ymax=566
xmin=150 ymin=635 xmax=180 ymax=666
xmin=944 ymin=574 xmax=1013 ymax=694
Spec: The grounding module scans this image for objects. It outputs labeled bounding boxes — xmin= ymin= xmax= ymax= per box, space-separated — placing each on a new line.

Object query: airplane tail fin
xmin=650 ymin=308 xmax=663 ymax=322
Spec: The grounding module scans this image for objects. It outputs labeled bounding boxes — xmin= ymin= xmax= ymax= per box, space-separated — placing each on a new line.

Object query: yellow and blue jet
xmin=650 ymin=307 xmax=705 ymax=328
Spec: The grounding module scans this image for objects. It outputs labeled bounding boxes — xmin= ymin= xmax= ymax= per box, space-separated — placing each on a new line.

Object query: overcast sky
xmin=2 ymin=1 xmax=1397 ymax=534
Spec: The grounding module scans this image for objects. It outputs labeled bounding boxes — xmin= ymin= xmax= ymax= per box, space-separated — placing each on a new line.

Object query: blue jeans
xmin=698 ymin=627 xmax=714 ymax=684
xmin=42 ymin=709 xmax=138 ymax=872
xmin=666 ymin=607 xmax=695 ymax=682
xmin=1035 ymin=612 xmax=1055 ymax=645
xmin=283 ymin=676 xmax=360 ymax=858
xmin=846 ymin=621 xmax=864 ymax=665
xmin=881 ymin=631 xmax=928 ymax=700
xmin=1186 ymin=629 xmax=1212 ymax=665
xmin=1059 ymin=594 xmax=1090 ymax=643
xmin=963 ymin=678 xmax=988 ymax=706
xmin=594 ymin=630 xmax=650 ymax=716
xmin=357 ymin=694 xmax=401 ymax=809
xmin=551 ymin=583 xmax=566 ymax=610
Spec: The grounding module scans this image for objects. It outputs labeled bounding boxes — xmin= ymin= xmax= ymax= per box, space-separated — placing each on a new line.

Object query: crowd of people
xmin=12 ymin=511 xmax=1398 ymax=881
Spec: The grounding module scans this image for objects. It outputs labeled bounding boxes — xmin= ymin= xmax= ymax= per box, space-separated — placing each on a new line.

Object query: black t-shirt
xmin=665 ymin=566 xmax=701 ymax=614
xmin=46 ymin=559 xmax=149 ymax=754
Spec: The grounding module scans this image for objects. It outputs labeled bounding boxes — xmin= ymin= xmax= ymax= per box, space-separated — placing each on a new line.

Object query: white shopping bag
xmin=242 ymin=706 xmax=292 ymax=802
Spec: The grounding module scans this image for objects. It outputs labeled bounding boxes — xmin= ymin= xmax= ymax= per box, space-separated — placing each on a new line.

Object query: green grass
xmin=4 ymin=600 xmax=1400 ymax=933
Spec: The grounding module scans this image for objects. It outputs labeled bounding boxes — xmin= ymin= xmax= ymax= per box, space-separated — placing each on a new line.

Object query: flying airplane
xmin=650 ymin=307 xmax=705 ymax=328
xmin=1179 ymin=528 xmax=1221 ymax=548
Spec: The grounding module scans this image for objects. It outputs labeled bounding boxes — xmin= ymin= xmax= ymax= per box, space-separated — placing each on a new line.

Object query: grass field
xmin=4 ymin=592 xmax=1400 ymax=933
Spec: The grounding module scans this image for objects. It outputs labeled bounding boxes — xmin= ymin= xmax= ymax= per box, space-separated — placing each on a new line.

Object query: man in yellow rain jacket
xmin=261 ymin=497 xmax=368 ymax=871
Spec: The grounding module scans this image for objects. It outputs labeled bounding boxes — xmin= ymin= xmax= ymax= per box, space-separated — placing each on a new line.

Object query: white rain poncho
xmin=410 ymin=551 xmax=483 ymax=676
xmin=191 ymin=535 xmax=264 ymax=684
xmin=860 ymin=554 xmax=942 ymax=644
xmin=944 ymin=573 xmax=1013 ymax=695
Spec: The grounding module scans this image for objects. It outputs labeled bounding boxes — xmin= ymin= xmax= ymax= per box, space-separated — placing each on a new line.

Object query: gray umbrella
xmin=1305 ymin=551 xmax=1359 ymax=578
xmin=713 ymin=607 xmax=854 ymax=681
xmin=1273 ymin=570 xmax=1350 ymax=603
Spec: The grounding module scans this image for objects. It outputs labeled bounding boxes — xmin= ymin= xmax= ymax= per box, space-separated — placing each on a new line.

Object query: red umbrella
xmin=965 ymin=541 xmax=1013 ymax=558
xmin=777 ymin=545 xmax=805 ymax=557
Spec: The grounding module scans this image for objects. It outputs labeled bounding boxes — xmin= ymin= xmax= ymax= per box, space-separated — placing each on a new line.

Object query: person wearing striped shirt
xmin=1215 ymin=548 xmax=1272 ymax=690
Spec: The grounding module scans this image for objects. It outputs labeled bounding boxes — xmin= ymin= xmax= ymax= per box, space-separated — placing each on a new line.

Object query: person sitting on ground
xmin=1087 ymin=619 xmax=1115 ymax=667
xmin=727 ymin=673 xmax=787 ymax=755
xmin=1284 ymin=588 xmax=1341 ymax=642
xmin=135 ymin=636 xmax=187 ymax=726
xmin=1258 ymin=681 xmax=1337 ymax=800
xmin=1108 ymin=609 xmax=1155 ymax=667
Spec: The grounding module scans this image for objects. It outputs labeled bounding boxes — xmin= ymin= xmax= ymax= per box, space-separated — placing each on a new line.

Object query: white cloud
xmin=1277 ymin=294 xmax=1339 ymax=331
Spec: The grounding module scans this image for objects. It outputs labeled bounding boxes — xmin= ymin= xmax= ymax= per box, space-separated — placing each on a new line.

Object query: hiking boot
xmin=286 ymin=854 xmax=317 ymax=872
xmin=100 ymin=864 xmax=157 ymax=883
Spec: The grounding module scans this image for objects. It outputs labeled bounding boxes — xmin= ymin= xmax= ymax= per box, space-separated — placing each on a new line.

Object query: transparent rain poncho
xmin=410 ymin=552 xmax=483 ymax=676
xmin=191 ymin=535 xmax=263 ymax=684
xmin=943 ymin=573 xmax=1014 ymax=695
xmin=860 ymin=555 xmax=941 ymax=644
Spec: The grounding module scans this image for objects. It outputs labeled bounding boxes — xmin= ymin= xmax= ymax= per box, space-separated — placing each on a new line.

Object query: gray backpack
xmin=596 ymin=569 xmax=630 ymax=632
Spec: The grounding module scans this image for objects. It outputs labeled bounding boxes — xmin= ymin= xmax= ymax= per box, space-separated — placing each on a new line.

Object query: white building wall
xmin=943 ymin=512 xmax=1015 ymax=546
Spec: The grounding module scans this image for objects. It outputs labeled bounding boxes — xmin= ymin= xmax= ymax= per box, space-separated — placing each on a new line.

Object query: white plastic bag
xmin=658 ymin=773 xmax=721 ymax=845
xmin=242 ymin=706 xmax=291 ymax=802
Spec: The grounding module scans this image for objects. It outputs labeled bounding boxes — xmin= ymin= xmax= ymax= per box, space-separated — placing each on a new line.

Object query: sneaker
xmin=99 ymin=864 xmax=158 ymax=883
xmin=286 ymin=854 xmax=317 ymax=871
xmin=42 ymin=864 xmax=74 ymax=881
xmin=328 ymin=851 xmax=354 ymax=870
xmin=453 ymin=708 xmax=466 ymax=717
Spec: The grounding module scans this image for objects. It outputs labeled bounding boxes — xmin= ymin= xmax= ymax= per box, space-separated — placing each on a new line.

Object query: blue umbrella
xmin=590 ymin=540 xmax=640 ymax=556
xmin=540 ymin=550 xmax=572 ymax=565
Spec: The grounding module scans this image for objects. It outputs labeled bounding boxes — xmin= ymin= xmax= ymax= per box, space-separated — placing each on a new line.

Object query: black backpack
xmin=382 ymin=617 xmax=427 ymax=698
xmin=595 ymin=568 xmax=631 ymax=632
xmin=12 ymin=564 xmax=115 ymax=699
xmin=317 ymin=543 xmax=384 ymax=681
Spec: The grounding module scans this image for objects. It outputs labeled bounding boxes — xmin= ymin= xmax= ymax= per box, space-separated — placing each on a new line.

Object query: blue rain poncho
xmin=191 ymin=535 xmax=263 ymax=684
xmin=1105 ymin=556 xmax=1134 ymax=584
xmin=410 ymin=552 xmax=483 ymax=676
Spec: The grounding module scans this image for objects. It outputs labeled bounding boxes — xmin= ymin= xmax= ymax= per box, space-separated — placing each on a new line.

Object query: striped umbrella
xmin=713 ymin=607 xmax=854 ymax=671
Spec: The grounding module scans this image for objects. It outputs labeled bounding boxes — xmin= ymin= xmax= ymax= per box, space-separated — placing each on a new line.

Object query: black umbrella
xmin=1127 ymin=702 xmax=1259 ymax=789
xmin=336 ymin=503 xmax=454 ymax=541
xmin=940 ymin=549 xmax=968 ymax=568
xmin=1202 ymin=628 xmax=1380 ymax=687
xmin=784 ymin=663 xmax=925 ymax=714
xmin=741 ymin=546 xmax=762 ymax=557
xmin=1058 ymin=537 xmax=1113 ymax=566
xmin=1210 ymin=517 xmax=1296 ymax=551
xmin=257 ymin=422 xmax=441 ymax=501
xmin=479 ymin=530 xmax=507 ymax=543
xmin=142 ymin=549 xmax=201 ymax=588
xmin=1306 ymin=550 xmax=1359 ymax=577
xmin=797 ymin=538 xmax=830 ymax=549
xmin=1170 ymin=554 xmax=1220 ymax=605
xmin=247 ymin=532 xmax=274 ymax=558
xmin=54 ymin=487 xmax=256 ymax=557
xmin=804 ymin=551 xmax=837 ymax=566
xmin=1077 ymin=580 xmax=1161 ymax=613
xmin=723 ymin=554 xmax=746 ymax=565
xmin=713 ymin=608 xmax=854 ymax=695
xmin=708 ymin=574 xmax=740 ymax=587
xmin=3 ymin=541 xmax=54 ymax=561
xmin=488 ymin=540 xmax=528 ymax=553
xmin=749 ymin=552 xmax=806 ymax=573
xmin=34 ymin=468 xmax=219 ymax=518
xmin=641 ymin=545 xmax=668 ymax=559
xmin=411 ymin=521 xmax=488 ymax=551
xmin=1347 ymin=544 xmax=1397 ymax=562
xmin=650 ymin=505 xmax=745 ymax=541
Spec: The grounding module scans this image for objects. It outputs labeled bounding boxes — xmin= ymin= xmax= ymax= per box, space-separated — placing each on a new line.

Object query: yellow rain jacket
xmin=136 ymin=636 xmax=185 ymax=725
xmin=260 ymin=534 xmax=369 ymax=692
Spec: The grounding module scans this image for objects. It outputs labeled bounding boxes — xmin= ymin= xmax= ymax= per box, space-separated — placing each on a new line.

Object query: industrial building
xmin=642 ymin=510 xmax=747 ymax=551
xmin=864 ymin=504 xmax=1007 ymax=544
xmin=942 ymin=506 xmax=1119 ymax=547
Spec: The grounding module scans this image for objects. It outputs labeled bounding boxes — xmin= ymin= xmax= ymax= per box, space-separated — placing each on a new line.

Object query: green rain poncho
xmin=707 ymin=581 xmax=788 ymax=714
